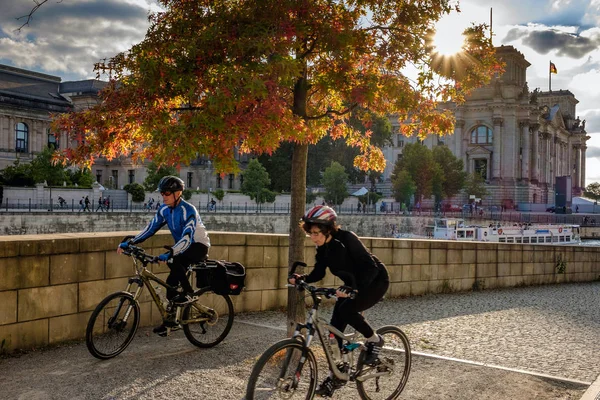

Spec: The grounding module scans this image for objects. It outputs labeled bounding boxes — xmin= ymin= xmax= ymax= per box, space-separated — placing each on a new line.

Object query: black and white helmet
xmin=157 ymin=176 xmax=184 ymax=192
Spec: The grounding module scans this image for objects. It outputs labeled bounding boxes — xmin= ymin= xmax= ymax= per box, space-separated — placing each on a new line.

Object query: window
xmin=16 ymin=122 xmax=28 ymax=153
xmin=187 ymin=172 xmax=193 ymax=188
xmin=96 ymin=170 xmax=103 ymax=184
xmin=216 ymin=176 xmax=222 ymax=189
xmin=47 ymin=129 xmax=58 ymax=149
xmin=128 ymin=170 xmax=135 ymax=184
xmin=531 ymin=237 xmax=537 ymax=243
xmin=507 ymin=237 xmax=514 ymax=243
xmin=397 ymin=135 xmax=405 ymax=147
xmin=397 ymin=153 xmax=403 ymax=162
xmin=516 ymin=237 xmax=522 ymax=243
xmin=228 ymin=173 xmax=234 ymax=189
xmin=470 ymin=125 xmax=493 ymax=144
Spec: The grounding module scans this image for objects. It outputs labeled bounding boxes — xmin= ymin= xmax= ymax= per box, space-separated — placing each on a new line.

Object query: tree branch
xmin=15 ymin=0 xmax=63 ymax=32
xmin=305 ymin=103 xmax=358 ymax=120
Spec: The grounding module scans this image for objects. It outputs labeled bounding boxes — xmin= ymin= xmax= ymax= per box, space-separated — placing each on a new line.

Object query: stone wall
xmin=1 ymin=231 xmax=599 ymax=353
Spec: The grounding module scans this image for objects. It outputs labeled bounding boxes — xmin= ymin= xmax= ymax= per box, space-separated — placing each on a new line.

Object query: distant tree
xmin=182 ymin=189 xmax=193 ymax=200
xmin=213 ymin=189 xmax=225 ymax=202
xmin=242 ymin=159 xmax=272 ymax=204
xmin=143 ymin=162 xmax=178 ymax=192
xmin=584 ymin=183 xmax=600 ymax=200
xmin=432 ymin=145 xmax=466 ymax=203
xmin=30 ymin=147 xmax=67 ymax=186
xmin=391 ymin=169 xmax=416 ymax=206
xmin=393 ymin=143 xmax=437 ymax=204
xmin=306 ymin=191 xmax=318 ymax=204
xmin=1 ymin=159 xmax=34 ymax=187
xmin=321 ymin=161 xmax=349 ymax=206
xmin=464 ymin=173 xmax=489 ymax=200
xmin=67 ymin=168 xmax=94 ymax=188
xmin=124 ymin=183 xmax=145 ymax=202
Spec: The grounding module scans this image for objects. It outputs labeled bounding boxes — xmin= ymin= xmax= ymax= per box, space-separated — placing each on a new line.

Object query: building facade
xmin=383 ymin=45 xmax=589 ymax=207
xmin=0 ymin=63 xmax=248 ymax=192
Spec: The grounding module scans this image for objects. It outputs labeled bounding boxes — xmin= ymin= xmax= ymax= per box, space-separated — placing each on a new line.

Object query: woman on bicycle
xmin=289 ymin=205 xmax=390 ymax=397
xmin=117 ymin=176 xmax=210 ymax=336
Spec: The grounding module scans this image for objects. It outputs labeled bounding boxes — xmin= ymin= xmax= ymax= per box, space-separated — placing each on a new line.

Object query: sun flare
xmin=432 ymin=18 xmax=465 ymax=56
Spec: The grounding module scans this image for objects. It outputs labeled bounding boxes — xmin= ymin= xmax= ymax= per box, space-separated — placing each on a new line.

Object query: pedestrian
xmin=105 ymin=196 xmax=110 ymax=211
xmin=96 ymin=197 xmax=105 ymax=212
xmin=289 ymin=205 xmax=389 ymax=397
xmin=357 ymin=202 xmax=362 ymax=213
xmin=117 ymin=176 xmax=210 ymax=336
xmin=84 ymin=196 xmax=91 ymax=212
xmin=78 ymin=197 xmax=85 ymax=212
xmin=576 ymin=205 xmax=579 ymax=213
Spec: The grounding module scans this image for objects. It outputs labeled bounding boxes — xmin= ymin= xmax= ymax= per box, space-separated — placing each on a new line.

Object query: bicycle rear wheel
xmin=86 ymin=291 xmax=140 ymax=360
xmin=246 ymin=339 xmax=317 ymax=400
xmin=182 ymin=288 xmax=234 ymax=348
xmin=356 ymin=325 xmax=411 ymax=400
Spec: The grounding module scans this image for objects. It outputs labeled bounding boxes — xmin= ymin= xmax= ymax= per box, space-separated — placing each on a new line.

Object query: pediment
xmin=466 ymin=145 xmax=492 ymax=156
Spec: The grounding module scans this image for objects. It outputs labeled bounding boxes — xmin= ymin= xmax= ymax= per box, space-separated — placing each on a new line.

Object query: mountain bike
xmin=85 ymin=243 xmax=235 ymax=360
xmin=246 ymin=262 xmax=411 ymax=400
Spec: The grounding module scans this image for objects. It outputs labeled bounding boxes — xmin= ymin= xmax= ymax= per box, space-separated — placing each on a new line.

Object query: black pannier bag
xmin=194 ymin=260 xmax=246 ymax=295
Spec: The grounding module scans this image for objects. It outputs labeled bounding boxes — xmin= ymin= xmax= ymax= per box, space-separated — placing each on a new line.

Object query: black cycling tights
xmin=166 ymin=243 xmax=209 ymax=299
xmin=330 ymin=278 xmax=389 ymax=341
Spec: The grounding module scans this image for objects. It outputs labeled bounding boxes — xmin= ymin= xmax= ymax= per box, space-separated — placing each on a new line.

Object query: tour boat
xmin=424 ymin=218 xmax=581 ymax=245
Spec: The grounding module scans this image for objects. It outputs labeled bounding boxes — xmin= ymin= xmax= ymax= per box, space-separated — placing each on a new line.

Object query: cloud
xmin=503 ymin=27 xmax=600 ymax=58
xmin=0 ymin=0 xmax=158 ymax=80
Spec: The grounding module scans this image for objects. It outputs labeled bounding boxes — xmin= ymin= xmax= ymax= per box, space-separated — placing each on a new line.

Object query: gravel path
xmin=0 ymin=282 xmax=597 ymax=399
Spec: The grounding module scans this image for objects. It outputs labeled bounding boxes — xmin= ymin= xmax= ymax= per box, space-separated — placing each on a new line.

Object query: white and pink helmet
xmin=302 ymin=205 xmax=338 ymax=226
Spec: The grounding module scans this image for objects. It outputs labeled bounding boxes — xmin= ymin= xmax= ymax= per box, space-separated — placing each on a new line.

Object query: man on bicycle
xmin=117 ymin=176 xmax=210 ymax=336
xmin=289 ymin=205 xmax=390 ymax=397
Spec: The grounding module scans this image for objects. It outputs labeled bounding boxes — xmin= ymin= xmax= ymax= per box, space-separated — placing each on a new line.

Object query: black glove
xmin=288 ymin=273 xmax=306 ymax=283
xmin=337 ymin=285 xmax=356 ymax=297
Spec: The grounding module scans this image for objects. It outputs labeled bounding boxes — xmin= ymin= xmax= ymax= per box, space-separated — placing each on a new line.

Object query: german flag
xmin=550 ymin=62 xmax=558 ymax=74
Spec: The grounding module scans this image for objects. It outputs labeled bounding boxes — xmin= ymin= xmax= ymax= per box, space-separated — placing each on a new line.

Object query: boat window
xmin=552 ymin=236 xmax=558 ymax=242
xmin=559 ymin=236 xmax=565 ymax=242
xmin=466 ymin=230 xmax=474 ymax=238
xmin=566 ymin=236 xmax=570 ymax=242
xmin=523 ymin=237 xmax=529 ymax=243
xmin=531 ymin=237 xmax=537 ymax=243
xmin=516 ymin=237 xmax=522 ymax=243
xmin=545 ymin=236 xmax=551 ymax=243
xmin=457 ymin=230 xmax=465 ymax=238
xmin=507 ymin=237 xmax=514 ymax=243
xmin=499 ymin=238 xmax=506 ymax=242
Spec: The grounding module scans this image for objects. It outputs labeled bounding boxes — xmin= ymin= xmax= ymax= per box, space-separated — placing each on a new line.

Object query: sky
xmin=0 ymin=0 xmax=599 ymax=185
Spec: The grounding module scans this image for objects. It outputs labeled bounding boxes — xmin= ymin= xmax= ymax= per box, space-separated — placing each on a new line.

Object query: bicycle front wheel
xmin=182 ymin=288 xmax=234 ymax=348
xmin=246 ymin=339 xmax=317 ymax=400
xmin=86 ymin=291 xmax=140 ymax=360
xmin=356 ymin=325 xmax=412 ymax=400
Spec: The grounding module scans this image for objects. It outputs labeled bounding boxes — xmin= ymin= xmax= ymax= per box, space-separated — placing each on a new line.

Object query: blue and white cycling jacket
xmin=131 ymin=199 xmax=210 ymax=256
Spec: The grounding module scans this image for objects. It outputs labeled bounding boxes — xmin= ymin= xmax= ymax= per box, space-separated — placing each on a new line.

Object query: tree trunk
xmin=287 ymin=142 xmax=308 ymax=335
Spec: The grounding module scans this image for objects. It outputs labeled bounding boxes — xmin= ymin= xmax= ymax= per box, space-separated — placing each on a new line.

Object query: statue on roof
xmin=530 ymin=87 xmax=539 ymax=104
xmin=573 ymin=116 xmax=581 ymax=129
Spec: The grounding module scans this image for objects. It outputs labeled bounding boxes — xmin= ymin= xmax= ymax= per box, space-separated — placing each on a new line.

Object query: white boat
xmin=425 ymin=218 xmax=581 ymax=245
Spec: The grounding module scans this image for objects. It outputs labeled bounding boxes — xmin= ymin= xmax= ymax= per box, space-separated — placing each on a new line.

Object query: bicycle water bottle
xmin=328 ymin=333 xmax=341 ymax=362
xmin=155 ymin=286 xmax=169 ymax=309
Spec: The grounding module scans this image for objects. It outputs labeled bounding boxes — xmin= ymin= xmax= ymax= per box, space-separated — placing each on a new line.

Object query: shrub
xmin=124 ymin=183 xmax=145 ymax=202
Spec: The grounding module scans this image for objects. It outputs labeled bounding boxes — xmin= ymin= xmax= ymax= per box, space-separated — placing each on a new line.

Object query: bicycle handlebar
xmin=287 ymin=280 xmax=357 ymax=300
xmin=122 ymin=244 xmax=159 ymax=264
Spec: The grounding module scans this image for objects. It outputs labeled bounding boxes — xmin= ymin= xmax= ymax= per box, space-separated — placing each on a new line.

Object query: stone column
xmin=531 ymin=125 xmax=540 ymax=183
xmin=581 ymin=146 xmax=587 ymax=189
xmin=520 ymin=120 xmax=530 ymax=181
xmin=492 ymin=117 xmax=503 ymax=180
xmin=454 ymin=119 xmax=464 ymax=162
xmin=574 ymin=145 xmax=581 ymax=189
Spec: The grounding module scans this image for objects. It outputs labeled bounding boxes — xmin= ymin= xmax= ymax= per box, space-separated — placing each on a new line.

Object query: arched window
xmin=470 ymin=125 xmax=493 ymax=145
xmin=16 ymin=122 xmax=29 ymax=152
xmin=47 ymin=129 xmax=59 ymax=149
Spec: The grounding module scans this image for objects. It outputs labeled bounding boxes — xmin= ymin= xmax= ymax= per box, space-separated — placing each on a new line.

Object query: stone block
xmin=455 ymin=264 xmax=474 ymax=279
xmin=49 ymin=312 xmax=91 ymax=344
xmin=50 ymin=253 xmax=105 ymax=284
xmin=533 ymin=262 xmax=545 ymax=275
xmin=522 ymin=250 xmax=534 ymax=263
xmin=246 ymin=267 xmax=278 ymax=291
xmin=246 ymin=234 xmax=280 ymax=246
xmin=263 ymin=246 xmax=280 ymax=268
xmin=392 ymin=248 xmax=412 ymax=265
xmin=386 ymin=265 xmax=402 ymax=283
xmin=410 ymin=281 xmax=429 ymax=296
xmin=476 ymin=263 xmax=497 ymax=278
xmin=228 ymin=246 xmax=247 ymax=265
xmin=261 ymin=289 xmax=287 ymax=311
xmin=0 ymin=290 xmax=17 ymax=325
xmin=0 ymin=256 xmax=49 ymax=291
xmin=389 ymin=282 xmax=411 ymax=298
xmin=420 ymin=264 xmax=434 ymax=281
xmin=522 ymin=262 xmax=534 ymax=276
xmin=0 ymin=319 xmax=48 ymax=353
xmin=498 ymin=263 xmax=511 ymax=277
xmin=210 ymin=233 xmax=247 ymax=246
xmin=373 ymin=248 xmax=393 ymax=265
xmin=19 ymin=237 xmax=79 ymax=257
xmin=79 ymin=234 xmax=124 ymax=253
xmin=462 ymin=250 xmax=476 ymax=264
xmin=78 ymin=278 xmax=130 ymax=312
xmin=370 ymin=238 xmax=393 ymax=249
xmin=245 ymin=246 xmax=265 ymax=268
xmin=105 ymin=250 xmax=134 ymax=279
xmin=18 ymin=284 xmax=78 ymax=321
xmin=231 ymin=290 xmax=261 ymax=313
xmin=447 ymin=249 xmax=462 ymax=264
xmin=0 ymin=238 xmax=19 ymax=258
xmin=477 ymin=248 xmax=497 ymax=264
xmin=509 ymin=263 xmax=523 ymax=276
xmin=534 ymin=248 xmax=553 ymax=263
xmin=430 ymin=249 xmax=447 ymax=265
xmin=412 ymin=248 xmax=429 ymax=265
xmin=208 ymin=245 xmax=229 ymax=262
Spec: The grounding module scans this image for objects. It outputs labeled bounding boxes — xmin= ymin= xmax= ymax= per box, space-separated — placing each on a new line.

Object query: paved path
xmin=0 ymin=282 xmax=598 ymax=399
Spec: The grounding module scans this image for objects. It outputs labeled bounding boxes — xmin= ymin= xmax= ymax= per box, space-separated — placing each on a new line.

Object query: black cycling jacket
xmin=303 ymin=229 xmax=387 ymax=291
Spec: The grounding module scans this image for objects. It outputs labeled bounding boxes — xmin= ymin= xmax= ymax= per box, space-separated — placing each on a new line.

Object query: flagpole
xmin=549 ymin=60 xmax=552 ymax=92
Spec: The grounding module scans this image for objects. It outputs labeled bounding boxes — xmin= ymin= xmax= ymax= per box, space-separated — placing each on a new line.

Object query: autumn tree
xmin=52 ymin=1 xmax=497 ymax=329
xmin=143 ymin=162 xmax=178 ymax=192
xmin=584 ymin=183 xmax=600 ymax=200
